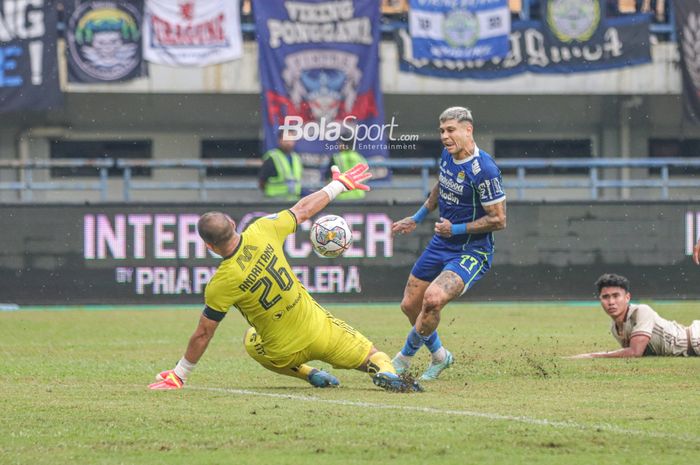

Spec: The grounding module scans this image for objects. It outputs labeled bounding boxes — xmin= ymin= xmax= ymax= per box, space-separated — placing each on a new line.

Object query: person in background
xmin=259 ymin=130 xmax=303 ymax=200
xmin=568 ymin=273 xmax=699 ymax=358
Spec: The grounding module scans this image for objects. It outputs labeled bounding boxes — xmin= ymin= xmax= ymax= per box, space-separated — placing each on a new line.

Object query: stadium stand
xmin=0 ymin=0 xmax=695 ymax=204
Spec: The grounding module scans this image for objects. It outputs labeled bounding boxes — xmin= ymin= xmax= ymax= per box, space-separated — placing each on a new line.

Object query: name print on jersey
xmin=477 ymin=177 xmax=504 ymax=202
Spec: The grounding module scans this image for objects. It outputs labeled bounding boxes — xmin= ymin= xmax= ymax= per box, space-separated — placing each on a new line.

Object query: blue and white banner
xmin=409 ymin=0 xmax=510 ymax=61
xmin=398 ymin=14 xmax=651 ymax=79
xmin=253 ymin=0 xmax=389 ymax=182
xmin=0 ymin=0 xmax=62 ymax=112
xmin=143 ymin=0 xmax=243 ymax=67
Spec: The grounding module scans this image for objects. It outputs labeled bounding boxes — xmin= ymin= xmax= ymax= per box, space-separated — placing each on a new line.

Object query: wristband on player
xmin=411 ymin=206 xmax=429 ymax=223
xmin=321 ymin=180 xmax=346 ymax=201
xmin=451 ymin=223 xmax=468 ymax=235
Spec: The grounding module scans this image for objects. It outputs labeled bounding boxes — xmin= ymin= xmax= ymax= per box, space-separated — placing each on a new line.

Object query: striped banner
xmin=408 ymin=0 xmax=510 ymax=60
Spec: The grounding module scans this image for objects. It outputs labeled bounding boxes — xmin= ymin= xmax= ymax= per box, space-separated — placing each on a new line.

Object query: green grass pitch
xmin=2 ymin=302 xmax=699 ymax=465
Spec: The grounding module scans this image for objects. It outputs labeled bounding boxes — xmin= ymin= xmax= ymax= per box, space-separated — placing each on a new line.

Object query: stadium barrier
xmin=2 ymin=158 xmax=700 ymax=202
xmin=1 ymin=201 xmax=698 ymax=305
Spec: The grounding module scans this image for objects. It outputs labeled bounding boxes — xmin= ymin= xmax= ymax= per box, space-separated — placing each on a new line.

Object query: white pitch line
xmin=188 ymin=385 xmax=700 ymax=443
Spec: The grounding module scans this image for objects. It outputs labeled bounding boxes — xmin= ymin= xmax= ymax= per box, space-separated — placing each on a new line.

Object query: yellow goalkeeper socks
xmin=291 ymin=364 xmax=316 ymax=381
xmin=366 ymin=351 xmax=396 ymax=376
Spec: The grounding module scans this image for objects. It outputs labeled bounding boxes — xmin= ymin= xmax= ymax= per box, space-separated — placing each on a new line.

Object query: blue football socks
xmin=401 ymin=327 xmax=441 ymax=357
xmin=424 ymin=330 xmax=443 ymax=353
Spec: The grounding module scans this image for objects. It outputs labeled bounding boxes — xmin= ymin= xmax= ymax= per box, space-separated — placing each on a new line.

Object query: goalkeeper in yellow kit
xmin=149 ymin=164 xmax=422 ymax=392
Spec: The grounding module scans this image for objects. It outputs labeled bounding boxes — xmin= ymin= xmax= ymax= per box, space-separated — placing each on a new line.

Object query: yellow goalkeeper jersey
xmin=204 ymin=210 xmax=326 ymax=357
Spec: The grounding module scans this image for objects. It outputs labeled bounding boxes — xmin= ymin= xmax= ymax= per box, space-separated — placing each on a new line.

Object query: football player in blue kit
xmin=392 ymin=106 xmax=507 ymax=380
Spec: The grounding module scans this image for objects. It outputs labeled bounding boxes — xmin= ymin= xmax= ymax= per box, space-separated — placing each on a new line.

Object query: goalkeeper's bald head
xmin=198 ymin=211 xmax=235 ymax=248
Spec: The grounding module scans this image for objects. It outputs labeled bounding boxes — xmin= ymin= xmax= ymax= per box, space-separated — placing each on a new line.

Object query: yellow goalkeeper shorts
xmin=244 ymin=314 xmax=373 ymax=371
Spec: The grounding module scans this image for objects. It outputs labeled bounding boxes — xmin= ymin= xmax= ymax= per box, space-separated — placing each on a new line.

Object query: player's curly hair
xmin=594 ymin=273 xmax=630 ymax=295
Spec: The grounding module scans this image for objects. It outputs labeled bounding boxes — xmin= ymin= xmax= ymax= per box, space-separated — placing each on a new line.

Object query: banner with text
xmin=397 ymin=14 xmax=651 ymax=79
xmin=66 ymin=0 xmax=147 ymax=83
xmin=143 ymin=0 xmax=243 ymax=67
xmin=0 ymin=205 xmax=405 ymax=304
xmin=253 ymin=0 xmax=389 ymax=182
xmin=0 ymin=0 xmax=61 ymax=112
xmin=673 ymin=1 xmax=700 ymax=123
xmin=409 ymin=0 xmax=510 ymax=61
xmin=1 ymin=203 xmax=699 ymax=304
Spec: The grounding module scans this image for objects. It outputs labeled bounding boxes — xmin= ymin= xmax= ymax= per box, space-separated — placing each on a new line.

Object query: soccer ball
xmin=310 ymin=215 xmax=352 ymax=258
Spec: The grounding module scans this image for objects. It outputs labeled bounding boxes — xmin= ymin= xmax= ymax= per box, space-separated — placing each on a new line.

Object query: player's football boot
xmin=307 ymin=369 xmax=340 ymax=388
xmin=372 ymin=372 xmax=423 ymax=393
xmin=391 ymin=352 xmax=411 ymax=375
xmin=419 ymin=350 xmax=454 ymax=381
xmin=148 ymin=372 xmax=184 ymax=390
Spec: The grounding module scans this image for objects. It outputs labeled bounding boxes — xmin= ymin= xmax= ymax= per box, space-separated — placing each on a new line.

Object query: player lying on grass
xmin=149 ymin=163 xmax=422 ymax=393
xmin=568 ymin=273 xmax=699 ymax=358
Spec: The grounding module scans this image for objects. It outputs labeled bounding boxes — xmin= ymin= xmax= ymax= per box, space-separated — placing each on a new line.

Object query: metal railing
xmin=499 ymin=158 xmax=700 ymax=200
xmin=0 ymin=159 xmax=113 ymax=202
xmin=1 ymin=158 xmax=700 ymax=202
xmin=117 ymin=159 xmax=263 ymax=202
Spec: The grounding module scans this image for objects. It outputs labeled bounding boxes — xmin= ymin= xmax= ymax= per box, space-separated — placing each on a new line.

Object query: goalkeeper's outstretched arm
xmin=290 ymin=163 xmax=371 ymax=223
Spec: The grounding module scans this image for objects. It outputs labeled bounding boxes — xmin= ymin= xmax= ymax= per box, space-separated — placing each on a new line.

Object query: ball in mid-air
xmin=310 ymin=215 xmax=352 ymax=258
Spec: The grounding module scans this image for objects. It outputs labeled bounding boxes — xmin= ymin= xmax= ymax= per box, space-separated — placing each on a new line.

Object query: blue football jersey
xmin=432 ymin=146 xmax=506 ymax=252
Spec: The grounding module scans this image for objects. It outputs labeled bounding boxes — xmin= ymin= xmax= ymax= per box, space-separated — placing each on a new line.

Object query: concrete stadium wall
xmin=1 ymin=92 xmax=699 ymax=203
xmin=1 ymin=202 xmax=698 ymax=305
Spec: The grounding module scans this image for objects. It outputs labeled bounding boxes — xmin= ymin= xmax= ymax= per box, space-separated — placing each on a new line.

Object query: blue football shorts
xmin=410 ymin=243 xmax=493 ymax=294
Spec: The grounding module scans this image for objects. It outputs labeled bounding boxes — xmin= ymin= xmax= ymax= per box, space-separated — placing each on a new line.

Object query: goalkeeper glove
xmin=331 ymin=163 xmax=372 ymax=191
xmin=148 ymin=370 xmax=184 ymax=390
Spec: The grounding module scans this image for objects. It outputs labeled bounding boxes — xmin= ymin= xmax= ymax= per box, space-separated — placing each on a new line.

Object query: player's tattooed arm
xmin=392 ymin=217 xmax=417 ymax=235
xmin=425 ymin=181 xmax=439 ymax=211
xmin=466 ymin=201 xmax=506 ymax=234
xmin=392 ymin=183 xmax=440 ymax=235
xmin=434 ymin=217 xmax=453 ymax=237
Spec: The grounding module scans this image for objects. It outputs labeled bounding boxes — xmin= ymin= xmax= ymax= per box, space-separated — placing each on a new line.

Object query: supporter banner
xmin=397 ymin=14 xmax=651 ymax=79
xmin=253 ymin=0 xmax=389 ymax=182
xmin=541 ymin=0 xmax=605 ymax=46
xmin=66 ymin=0 xmax=147 ymax=83
xmin=143 ymin=0 xmax=243 ymax=67
xmin=673 ymin=1 xmax=700 ymax=122
xmin=0 ymin=203 xmax=699 ymax=304
xmin=0 ymin=0 xmax=62 ymax=112
xmin=409 ymin=0 xmax=510 ymax=61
